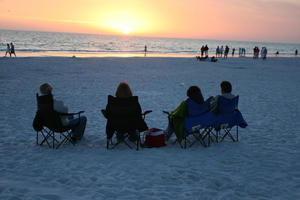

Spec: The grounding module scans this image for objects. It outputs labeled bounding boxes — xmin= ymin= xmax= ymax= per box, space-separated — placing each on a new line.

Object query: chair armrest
xmin=58 ymin=111 xmax=84 ymax=116
xmin=162 ymin=110 xmax=170 ymax=115
xmin=142 ymin=110 xmax=152 ymax=116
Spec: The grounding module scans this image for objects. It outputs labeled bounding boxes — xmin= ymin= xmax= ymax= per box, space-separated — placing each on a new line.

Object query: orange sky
xmin=0 ymin=0 xmax=299 ymax=43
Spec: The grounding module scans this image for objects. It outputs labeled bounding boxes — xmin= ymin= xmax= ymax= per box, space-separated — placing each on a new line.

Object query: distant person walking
xmin=4 ymin=43 xmax=10 ymax=57
xmin=253 ymin=46 xmax=259 ymax=59
xmin=232 ymin=48 xmax=235 ymax=56
xmin=261 ymin=47 xmax=267 ymax=60
xmin=144 ymin=45 xmax=147 ymax=56
xmin=10 ymin=43 xmax=16 ymax=57
xmin=241 ymin=48 xmax=246 ymax=56
xmin=200 ymin=46 xmax=205 ymax=57
xmin=295 ymin=49 xmax=298 ymax=56
xmin=216 ymin=46 xmax=220 ymax=57
xmin=204 ymin=45 xmax=209 ymax=56
xmin=224 ymin=45 xmax=229 ymax=58
xmin=220 ymin=46 xmax=224 ymax=57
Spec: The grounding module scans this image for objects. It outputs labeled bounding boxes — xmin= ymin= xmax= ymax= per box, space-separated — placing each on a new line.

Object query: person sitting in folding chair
xmin=209 ymin=81 xmax=247 ymax=142
xmin=38 ymin=83 xmax=87 ymax=143
xmin=210 ymin=81 xmax=236 ymax=113
xmin=102 ymin=82 xmax=150 ymax=150
xmin=165 ymin=86 xmax=211 ymax=143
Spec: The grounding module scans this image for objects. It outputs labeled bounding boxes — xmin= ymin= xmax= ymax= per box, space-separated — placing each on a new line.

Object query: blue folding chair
xmin=213 ymin=96 xmax=248 ymax=142
xmin=183 ymin=98 xmax=216 ymax=148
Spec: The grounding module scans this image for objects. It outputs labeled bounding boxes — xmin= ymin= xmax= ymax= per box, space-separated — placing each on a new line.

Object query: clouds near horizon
xmin=0 ymin=0 xmax=299 ymax=43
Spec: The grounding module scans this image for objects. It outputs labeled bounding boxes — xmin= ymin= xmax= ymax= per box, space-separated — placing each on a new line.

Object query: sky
xmin=0 ymin=0 xmax=299 ymax=43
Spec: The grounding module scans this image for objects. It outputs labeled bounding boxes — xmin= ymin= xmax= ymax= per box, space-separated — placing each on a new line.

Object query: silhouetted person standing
xmin=204 ymin=45 xmax=209 ymax=56
xmin=144 ymin=45 xmax=147 ymax=56
xmin=10 ymin=43 xmax=16 ymax=57
xmin=216 ymin=46 xmax=220 ymax=57
xmin=261 ymin=47 xmax=267 ymax=60
xmin=232 ymin=48 xmax=235 ymax=56
xmin=220 ymin=46 xmax=224 ymax=57
xmin=224 ymin=46 xmax=229 ymax=58
xmin=200 ymin=45 xmax=205 ymax=57
xmin=296 ymin=49 xmax=298 ymax=56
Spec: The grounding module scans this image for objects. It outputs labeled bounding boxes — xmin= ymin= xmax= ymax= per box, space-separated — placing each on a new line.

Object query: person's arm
xmin=170 ymin=100 xmax=187 ymax=119
xmin=53 ymin=99 xmax=68 ymax=113
xmin=210 ymin=96 xmax=219 ymax=113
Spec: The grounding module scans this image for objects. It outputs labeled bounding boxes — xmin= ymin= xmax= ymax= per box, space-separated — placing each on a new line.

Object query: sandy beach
xmin=0 ymin=56 xmax=299 ymax=199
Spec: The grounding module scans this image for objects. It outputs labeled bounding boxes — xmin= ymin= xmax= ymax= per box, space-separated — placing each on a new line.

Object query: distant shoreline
xmin=2 ymin=51 xmax=299 ymax=58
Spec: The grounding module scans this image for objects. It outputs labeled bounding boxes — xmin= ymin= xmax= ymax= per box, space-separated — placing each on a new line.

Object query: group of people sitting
xmin=196 ymin=55 xmax=218 ymax=62
xmin=165 ymin=81 xmax=239 ymax=142
xmin=35 ymin=80 xmax=243 ymax=145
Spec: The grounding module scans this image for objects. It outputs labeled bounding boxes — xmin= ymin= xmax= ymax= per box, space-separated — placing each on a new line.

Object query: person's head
xmin=115 ymin=82 xmax=133 ymax=98
xmin=187 ymin=86 xmax=204 ymax=104
xmin=40 ymin=83 xmax=53 ymax=95
xmin=220 ymin=81 xmax=232 ymax=94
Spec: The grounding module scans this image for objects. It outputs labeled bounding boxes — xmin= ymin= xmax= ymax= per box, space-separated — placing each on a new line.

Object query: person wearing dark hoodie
xmin=165 ymin=86 xmax=206 ymax=142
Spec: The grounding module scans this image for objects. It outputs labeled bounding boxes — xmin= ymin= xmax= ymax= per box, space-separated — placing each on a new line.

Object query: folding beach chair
xmin=213 ymin=96 xmax=247 ymax=142
xmin=102 ymin=95 xmax=151 ymax=151
xmin=164 ymin=98 xmax=215 ymax=148
xmin=182 ymin=99 xmax=216 ymax=148
xmin=33 ymin=93 xmax=84 ymax=149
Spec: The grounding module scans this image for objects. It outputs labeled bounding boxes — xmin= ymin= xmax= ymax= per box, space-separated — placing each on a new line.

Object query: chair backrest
xmin=218 ymin=95 xmax=239 ymax=113
xmin=106 ymin=95 xmax=147 ymax=133
xmin=186 ymin=98 xmax=210 ymax=117
xmin=36 ymin=93 xmax=64 ymax=132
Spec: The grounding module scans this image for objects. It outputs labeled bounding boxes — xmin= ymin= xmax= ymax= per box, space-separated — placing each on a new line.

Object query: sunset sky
xmin=0 ymin=0 xmax=299 ymax=43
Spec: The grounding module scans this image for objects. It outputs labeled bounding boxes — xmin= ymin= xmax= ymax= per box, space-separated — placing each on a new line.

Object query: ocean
xmin=1 ymin=29 xmax=299 ymax=57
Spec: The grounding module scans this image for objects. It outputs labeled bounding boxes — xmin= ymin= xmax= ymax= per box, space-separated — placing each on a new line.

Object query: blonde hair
xmin=115 ymin=82 xmax=133 ymax=98
xmin=40 ymin=83 xmax=52 ymax=95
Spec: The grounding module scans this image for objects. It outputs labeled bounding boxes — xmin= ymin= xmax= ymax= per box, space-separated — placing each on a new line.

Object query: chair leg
xmin=38 ymin=129 xmax=51 ymax=147
xmin=136 ymin=136 xmax=139 ymax=151
xmin=36 ymin=131 xmax=38 ymax=145
xmin=56 ymin=132 xmax=73 ymax=149
xmin=52 ymin=131 xmax=55 ymax=149
xmin=136 ymin=131 xmax=141 ymax=151
xmin=220 ymin=128 xmax=235 ymax=142
xmin=236 ymin=126 xmax=239 ymax=142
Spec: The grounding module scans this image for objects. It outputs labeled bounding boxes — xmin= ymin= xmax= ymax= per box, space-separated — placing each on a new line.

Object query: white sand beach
xmin=0 ymin=56 xmax=299 ymax=200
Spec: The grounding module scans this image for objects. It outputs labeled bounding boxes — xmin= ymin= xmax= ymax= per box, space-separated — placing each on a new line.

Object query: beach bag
xmin=143 ymin=128 xmax=166 ymax=148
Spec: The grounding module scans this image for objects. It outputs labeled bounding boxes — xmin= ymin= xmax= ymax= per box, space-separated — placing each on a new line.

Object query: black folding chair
xmin=101 ymin=95 xmax=151 ymax=151
xmin=33 ymin=93 xmax=84 ymax=149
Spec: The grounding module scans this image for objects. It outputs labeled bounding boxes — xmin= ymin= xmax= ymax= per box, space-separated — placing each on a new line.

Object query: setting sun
xmin=114 ymin=24 xmax=132 ymax=35
xmin=99 ymin=11 xmax=143 ymax=36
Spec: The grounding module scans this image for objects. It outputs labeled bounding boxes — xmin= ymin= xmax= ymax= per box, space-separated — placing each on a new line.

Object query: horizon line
xmin=1 ymin=28 xmax=299 ymax=46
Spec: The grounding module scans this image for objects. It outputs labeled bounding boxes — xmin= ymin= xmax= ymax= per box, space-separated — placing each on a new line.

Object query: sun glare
xmin=99 ymin=11 xmax=146 ymax=36
xmin=118 ymin=25 xmax=132 ymax=35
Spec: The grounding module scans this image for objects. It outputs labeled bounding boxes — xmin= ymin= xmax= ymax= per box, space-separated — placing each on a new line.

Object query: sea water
xmin=0 ymin=29 xmax=299 ymax=57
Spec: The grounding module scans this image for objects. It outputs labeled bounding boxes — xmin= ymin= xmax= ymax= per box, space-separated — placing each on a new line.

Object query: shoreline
xmin=2 ymin=51 xmax=299 ymax=58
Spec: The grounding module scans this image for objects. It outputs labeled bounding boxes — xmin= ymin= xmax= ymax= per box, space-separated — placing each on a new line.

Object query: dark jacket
xmin=105 ymin=95 xmax=148 ymax=138
xmin=33 ymin=94 xmax=68 ymax=132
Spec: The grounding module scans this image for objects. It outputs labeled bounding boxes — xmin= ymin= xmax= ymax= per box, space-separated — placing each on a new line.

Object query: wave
xmin=13 ymin=48 xmax=200 ymax=54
